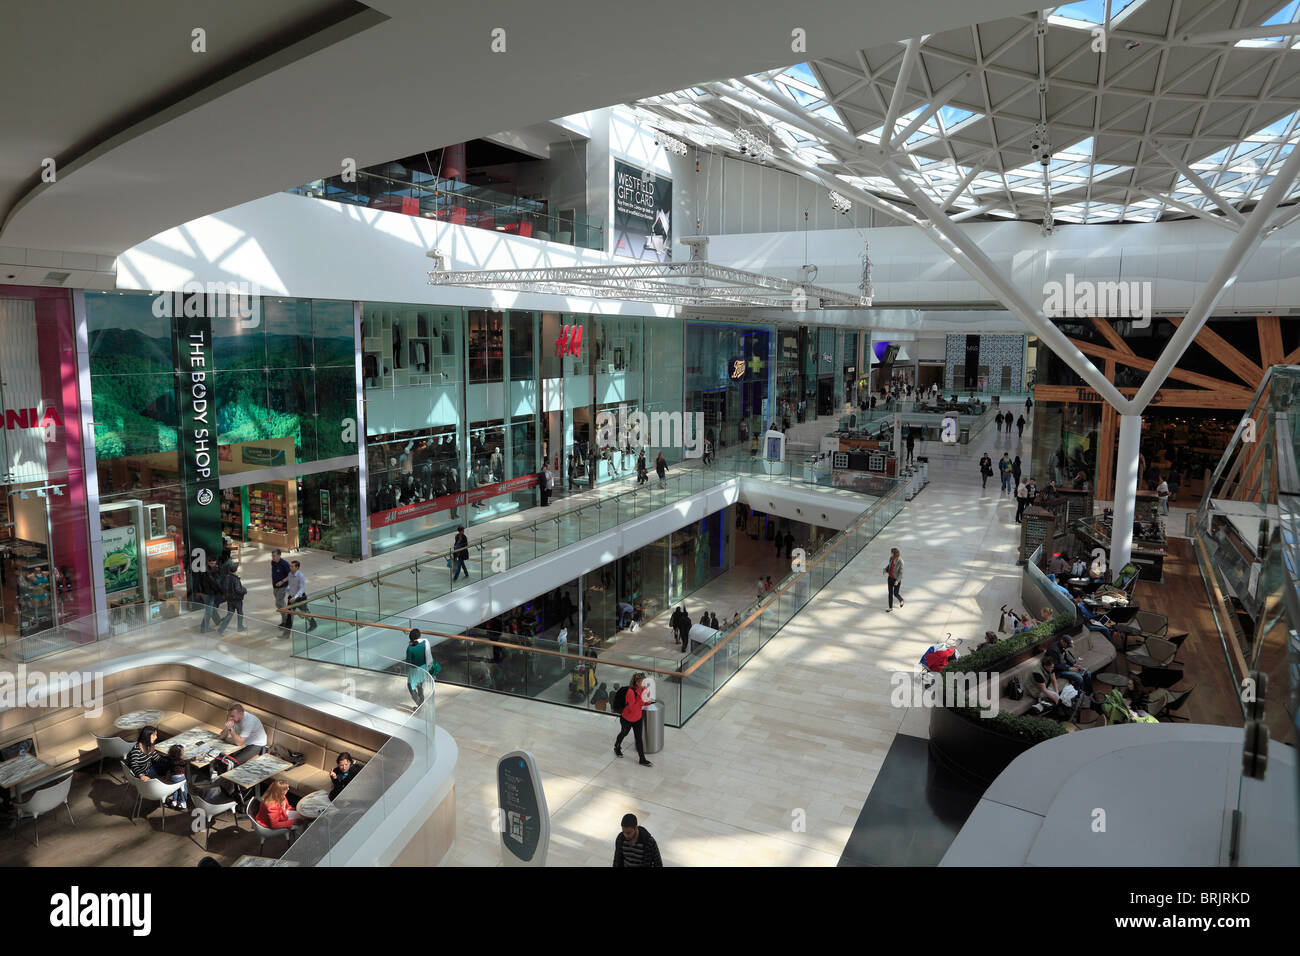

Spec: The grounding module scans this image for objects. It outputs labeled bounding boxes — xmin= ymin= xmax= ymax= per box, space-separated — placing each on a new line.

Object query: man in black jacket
xmin=451 ymin=527 xmax=470 ymax=582
xmin=217 ymin=565 xmax=248 ymax=634
xmin=198 ymin=558 xmax=224 ymax=633
xmin=613 ymin=813 xmax=662 ymax=867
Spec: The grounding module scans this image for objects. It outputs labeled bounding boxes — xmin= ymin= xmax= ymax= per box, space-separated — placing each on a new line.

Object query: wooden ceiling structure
xmin=1033 ymin=315 xmax=1289 ymax=499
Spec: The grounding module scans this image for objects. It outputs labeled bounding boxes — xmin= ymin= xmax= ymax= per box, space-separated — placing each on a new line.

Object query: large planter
xmin=928 ymin=705 xmax=1042 ymax=788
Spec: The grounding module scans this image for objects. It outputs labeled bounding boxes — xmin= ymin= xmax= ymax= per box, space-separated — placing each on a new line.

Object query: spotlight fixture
xmin=652 ymin=130 xmax=688 ymax=156
xmin=1125 ymin=39 xmax=1141 ymax=50
xmin=828 ymin=190 xmax=852 ymax=215
xmin=734 ymin=127 xmax=773 ymax=163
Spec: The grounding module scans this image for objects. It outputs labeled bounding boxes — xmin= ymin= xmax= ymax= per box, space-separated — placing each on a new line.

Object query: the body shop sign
xmin=173 ymin=316 xmax=222 ymax=580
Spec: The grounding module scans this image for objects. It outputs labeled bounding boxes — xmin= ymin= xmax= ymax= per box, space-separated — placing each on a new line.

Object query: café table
xmin=115 ymin=709 xmax=162 ymax=731
xmin=0 ymin=753 xmax=51 ymax=828
xmin=0 ymin=752 xmax=50 ymax=791
xmin=232 ymin=854 xmax=299 ymax=867
xmin=296 ymin=789 xmax=332 ymax=819
xmin=219 ymin=753 xmax=292 ymax=794
xmin=155 ymin=728 xmax=239 ymax=769
xmin=1095 ymin=672 xmax=1129 ymax=689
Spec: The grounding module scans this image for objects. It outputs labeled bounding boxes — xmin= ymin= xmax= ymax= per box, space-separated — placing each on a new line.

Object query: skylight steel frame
xmin=630 ymin=0 xmax=1300 ymax=226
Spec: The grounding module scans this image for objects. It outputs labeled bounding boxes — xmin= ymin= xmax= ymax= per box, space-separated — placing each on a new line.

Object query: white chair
xmin=191 ymin=789 xmax=241 ymax=850
xmin=94 ymin=734 xmax=132 ymax=778
xmin=13 ymin=773 xmax=75 ymax=847
xmin=246 ymin=798 xmax=298 ymax=854
xmin=127 ymin=774 xmax=185 ymax=831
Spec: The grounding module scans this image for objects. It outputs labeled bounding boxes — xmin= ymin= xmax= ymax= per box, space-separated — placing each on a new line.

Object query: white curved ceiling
xmin=0 ymin=0 xmax=1036 ymax=257
xmin=632 ymin=0 xmax=1300 ymax=225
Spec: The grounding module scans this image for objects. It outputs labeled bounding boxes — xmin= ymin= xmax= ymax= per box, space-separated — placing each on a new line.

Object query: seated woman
xmin=328 ymin=752 xmax=362 ymax=801
xmin=160 ymin=744 xmax=189 ymax=810
xmin=125 ymin=726 xmax=163 ymax=779
xmin=254 ymin=779 xmax=304 ymax=830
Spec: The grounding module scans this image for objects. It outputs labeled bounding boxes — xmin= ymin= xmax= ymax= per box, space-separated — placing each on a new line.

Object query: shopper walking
xmin=1012 ymin=455 xmax=1022 ymax=487
xmin=613 ymin=813 xmax=663 ymax=867
xmin=884 ymin=547 xmax=904 ymax=611
xmin=198 ymin=558 xmax=224 ymax=633
xmin=979 ymin=452 xmax=993 ymax=489
xmin=451 ymin=526 xmax=470 ymax=582
xmin=613 ymin=673 xmax=653 ymax=766
xmin=216 ymin=562 xmax=248 ymax=633
xmin=405 ymin=628 xmax=440 ymax=707
xmin=1015 ymin=478 xmax=1029 ymax=522
xmin=271 ymin=549 xmax=291 ymax=630
xmin=655 ymin=452 xmax=668 ymax=488
xmin=783 ymin=529 xmax=795 ymax=561
xmin=999 ymin=453 xmax=1013 ymax=495
xmin=540 ymin=463 xmax=553 ymax=507
xmin=286 ymin=560 xmax=316 ymax=632
xmin=995 ymin=411 xmax=1004 ymax=434
xmin=1016 ymin=414 xmax=1026 ymax=439
xmin=1157 ymin=475 xmax=1170 ymax=514
xmin=905 ymin=429 xmax=915 ymax=464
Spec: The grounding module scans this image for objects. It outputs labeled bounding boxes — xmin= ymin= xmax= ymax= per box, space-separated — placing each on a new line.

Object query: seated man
xmin=1045 ymin=634 xmax=1093 ymax=694
xmin=218 ymin=703 xmax=267 ymax=764
xmin=1026 ymin=658 xmax=1077 ymax=717
xmin=1047 ymin=552 xmax=1070 ymax=576
xmin=1076 ymin=601 xmax=1112 ymax=641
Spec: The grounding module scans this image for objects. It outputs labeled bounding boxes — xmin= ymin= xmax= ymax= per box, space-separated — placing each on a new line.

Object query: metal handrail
xmin=298 ymin=474 xmax=906 ymax=681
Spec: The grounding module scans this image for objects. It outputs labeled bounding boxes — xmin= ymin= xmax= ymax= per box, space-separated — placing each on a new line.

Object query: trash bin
xmin=642 ymin=701 xmax=665 ymax=754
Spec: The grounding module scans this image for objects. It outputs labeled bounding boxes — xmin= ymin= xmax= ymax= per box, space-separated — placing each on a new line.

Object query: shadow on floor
xmin=838 ymin=732 xmax=982 ymax=867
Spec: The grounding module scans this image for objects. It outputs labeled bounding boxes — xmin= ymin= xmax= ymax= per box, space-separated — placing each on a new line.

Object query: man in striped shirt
xmin=613 ymin=813 xmax=663 ymax=867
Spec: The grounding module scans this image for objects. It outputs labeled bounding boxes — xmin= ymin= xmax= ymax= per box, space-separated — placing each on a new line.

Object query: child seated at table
xmin=328 ymin=752 xmax=361 ymax=801
xmin=161 ymin=744 xmax=189 ymax=810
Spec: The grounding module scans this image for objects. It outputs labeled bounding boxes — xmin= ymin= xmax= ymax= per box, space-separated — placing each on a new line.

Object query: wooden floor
xmin=1126 ymin=537 xmax=1245 ymax=731
xmin=0 ymin=767 xmax=287 ymax=867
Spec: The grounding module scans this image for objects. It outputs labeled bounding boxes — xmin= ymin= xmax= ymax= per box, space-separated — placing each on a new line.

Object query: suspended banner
xmin=172 ymin=314 xmax=222 ymax=579
xmin=613 ymin=159 xmax=672 ymax=262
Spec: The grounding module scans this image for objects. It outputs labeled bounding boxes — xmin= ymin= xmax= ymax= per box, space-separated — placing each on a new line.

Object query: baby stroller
xmin=917 ymin=633 xmax=961 ymax=690
xmin=568 ymin=662 xmax=596 ymax=702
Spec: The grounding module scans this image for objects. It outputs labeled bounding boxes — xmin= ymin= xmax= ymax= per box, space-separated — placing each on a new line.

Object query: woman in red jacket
xmin=254 ymin=779 xmax=303 ymax=830
xmin=613 ymin=673 xmax=653 ymax=768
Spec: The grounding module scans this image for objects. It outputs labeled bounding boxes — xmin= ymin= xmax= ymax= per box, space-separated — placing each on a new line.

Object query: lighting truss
xmin=828 ymin=189 xmax=852 ymax=214
xmin=427 ymin=261 xmax=870 ymax=309
xmin=652 ymin=129 xmax=689 ymax=155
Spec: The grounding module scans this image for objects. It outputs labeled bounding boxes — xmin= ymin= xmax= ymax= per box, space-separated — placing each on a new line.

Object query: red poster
xmin=371 ymin=473 xmax=540 ymax=528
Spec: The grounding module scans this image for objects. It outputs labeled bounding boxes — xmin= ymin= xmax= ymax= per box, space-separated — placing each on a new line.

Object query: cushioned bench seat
xmin=0 ymin=662 xmax=390 ymax=798
xmin=994 ymin=629 xmax=1117 ymax=718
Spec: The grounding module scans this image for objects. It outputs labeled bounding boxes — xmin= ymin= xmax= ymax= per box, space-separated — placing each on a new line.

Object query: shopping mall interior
xmin=1 ymin=0 xmax=1298 ymax=897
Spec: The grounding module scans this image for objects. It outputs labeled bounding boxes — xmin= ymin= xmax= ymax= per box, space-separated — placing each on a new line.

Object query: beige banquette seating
xmin=0 ymin=663 xmax=390 ymax=797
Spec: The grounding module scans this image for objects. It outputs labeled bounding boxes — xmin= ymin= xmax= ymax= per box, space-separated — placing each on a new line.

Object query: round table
xmin=296 ymin=789 xmax=332 ymax=819
xmin=1095 ymin=672 xmax=1128 ymax=689
xmin=115 ymin=709 xmax=163 ymax=730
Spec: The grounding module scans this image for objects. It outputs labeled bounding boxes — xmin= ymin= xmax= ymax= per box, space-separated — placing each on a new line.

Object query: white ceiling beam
xmin=950 ymin=201 xmax=1000 ymax=221
xmin=941 ymin=164 xmax=982 ymax=210
xmin=882 ymin=39 xmax=921 ymax=147
xmin=1265 ymin=201 xmax=1300 ymax=236
xmin=890 ymin=71 xmax=974 ymax=150
xmin=1137 ymin=190 xmax=1241 ymax=230
xmin=1131 ymin=137 xmax=1300 ymax=411
xmin=874 ymin=153 xmax=1130 ymax=410
xmin=1177 ymin=23 xmax=1300 ymax=44
xmin=1151 ymin=140 xmax=1247 ymax=224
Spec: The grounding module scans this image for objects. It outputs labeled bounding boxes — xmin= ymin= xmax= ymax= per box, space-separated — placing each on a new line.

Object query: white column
xmin=1109 ymin=415 xmax=1142 ymax=575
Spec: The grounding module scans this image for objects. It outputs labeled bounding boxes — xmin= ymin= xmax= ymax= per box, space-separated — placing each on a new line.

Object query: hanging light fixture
xmin=652 ymin=129 xmax=689 ymax=156
xmin=828 ymin=190 xmax=852 ymax=215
